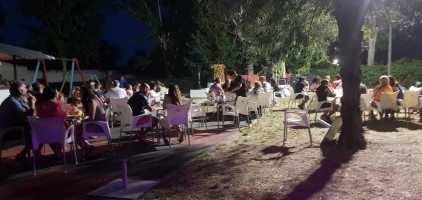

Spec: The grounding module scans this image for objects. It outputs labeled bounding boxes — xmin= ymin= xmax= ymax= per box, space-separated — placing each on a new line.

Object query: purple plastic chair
xmin=163 ymin=103 xmax=191 ymax=148
xmin=27 ymin=116 xmax=78 ymax=175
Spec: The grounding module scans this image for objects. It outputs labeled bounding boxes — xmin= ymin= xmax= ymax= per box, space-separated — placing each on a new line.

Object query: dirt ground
xmin=141 ymin=100 xmax=422 ymax=200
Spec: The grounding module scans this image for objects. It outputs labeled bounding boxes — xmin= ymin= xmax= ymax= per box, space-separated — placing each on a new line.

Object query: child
xmin=67 ymin=97 xmax=83 ymax=119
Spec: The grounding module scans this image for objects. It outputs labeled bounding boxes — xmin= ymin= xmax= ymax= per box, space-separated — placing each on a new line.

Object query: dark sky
xmin=0 ymin=1 xmax=152 ymax=65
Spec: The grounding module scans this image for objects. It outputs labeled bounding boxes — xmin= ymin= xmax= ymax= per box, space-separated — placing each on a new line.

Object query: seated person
xmin=259 ymin=76 xmax=271 ymax=93
xmin=148 ymin=82 xmax=160 ymax=104
xmin=370 ymin=75 xmax=393 ymax=119
xmin=310 ymin=76 xmax=321 ymax=92
xmin=0 ymin=81 xmax=36 ymax=162
xmin=359 ymin=83 xmax=368 ymax=94
xmin=245 ymin=79 xmax=253 ymax=95
xmin=332 ymin=74 xmax=342 ymax=89
xmin=67 ymin=97 xmax=83 ymax=120
xmin=127 ymin=83 xmax=159 ymax=142
xmin=316 ymin=79 xmax=337 ymax=123
xmin=295 ymin=76 xmax=309 ymax=109
xmin=209 ymin=78 xmax=225 ymax=99
xmin=161 ymin=84 xmax=184 ymax=144
xmin=252 ymin=81 xmax=264 ymax=95
xmin=269 ymin=78 xmax=280 ymax=92
xmin=222 ymin=78 xmax=232 ymax=92
xmin=105 ymin=80 xmax=127 ymax=101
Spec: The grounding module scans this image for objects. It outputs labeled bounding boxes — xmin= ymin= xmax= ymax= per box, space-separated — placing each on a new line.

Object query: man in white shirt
xmin=106 ymin=80 xmax=127 ymax=100
xmin=260 ymin=76 xmax=271 ymax=93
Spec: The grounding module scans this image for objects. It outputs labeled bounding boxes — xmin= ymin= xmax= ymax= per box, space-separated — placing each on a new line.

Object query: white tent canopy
xmin=0 ymin=43 xmax=55 ymax=61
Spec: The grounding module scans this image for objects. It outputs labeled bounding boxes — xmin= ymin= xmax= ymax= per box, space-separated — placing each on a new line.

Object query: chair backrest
xmin=190 ymin=104 xmax=206 ymax=118
xmin=225 ymin=92 xmax=236 ymax=101
xmin=27 ymin=116 xmax=67 ymax=150
xmin=257 ymin=92 xmax=271 ymax=107
xmin=206 ymin=92 xmax=216 ymax=101
xmin=401 ymin=90 xmax=421 ymax=108
xmin=166 ymin=103 xmax=191 ymax=127
xmin=119 ymin=104 xmax=134 ymax=130
xmin=109 ymin=98 xmax=129 ymax=113
xmin=380 ymin=92 xmax=399 ymax=110
xmin=360 ymin=94 xmax=372 ymax=111
xmin=131 ymin=114 xmax=152 ymax=129
xmin=235 ymin=96 xmax=249 ymax=115
xmin=83 ymin=121 xmax=111 ymax=138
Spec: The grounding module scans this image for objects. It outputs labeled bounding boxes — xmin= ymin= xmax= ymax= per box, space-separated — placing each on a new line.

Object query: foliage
xmin=17 ymin=0 xmax=105 ymax=67
xmin=311 ymin=60 xmax=422 ymax=88
xmin=116 ymin=0 xmax=195 ymax=78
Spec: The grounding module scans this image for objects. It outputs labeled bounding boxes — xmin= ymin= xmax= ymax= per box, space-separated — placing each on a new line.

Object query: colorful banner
xmin=213 ymin=64 xmax=225 ymax=84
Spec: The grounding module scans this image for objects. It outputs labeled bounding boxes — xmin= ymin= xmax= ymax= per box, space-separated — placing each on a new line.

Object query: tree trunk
xmin=366 ymin=15 xmax=378 ymax=66
xmin=334 ymin=0 xmax=368 ymax=149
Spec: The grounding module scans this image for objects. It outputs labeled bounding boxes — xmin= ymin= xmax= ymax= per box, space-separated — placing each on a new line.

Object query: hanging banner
xmin=213 ymin=64 xmax=225 ymax=84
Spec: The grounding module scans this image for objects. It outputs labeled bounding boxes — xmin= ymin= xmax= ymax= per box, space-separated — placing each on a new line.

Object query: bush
xmin=311 ymin=60 xmax=422 ymax=88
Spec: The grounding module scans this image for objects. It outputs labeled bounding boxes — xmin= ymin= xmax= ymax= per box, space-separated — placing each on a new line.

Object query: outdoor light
xmin=332 ymin=59 xmax=339 ymax=65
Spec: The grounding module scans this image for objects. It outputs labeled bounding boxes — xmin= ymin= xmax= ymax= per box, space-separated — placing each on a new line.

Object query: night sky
xmin=0 ymin=1 xmax=152 ymax=65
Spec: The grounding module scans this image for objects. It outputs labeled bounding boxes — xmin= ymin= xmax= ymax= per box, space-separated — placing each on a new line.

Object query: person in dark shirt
xmin=294 ymin=76 xmax=309 ymax=109
xmin=127 ymin=83 xmax=159 ymax=141
xmin=228 ymin=70 xmax=247 ymax=97
xmin=0 ymin=81 xmax=36 ymax=161
xmin=316 ymin=79 xmax=337 ymax=123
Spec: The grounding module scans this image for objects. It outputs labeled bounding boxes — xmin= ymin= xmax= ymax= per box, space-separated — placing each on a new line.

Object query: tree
xmin=116 ymin=0 xmax=195 ymax=78
xmin=334 ymin=0 xmax=369 ymax=149
xmin=0 ymin=5 xmax=5 ymax=42
xmin=17 ymin=0 xmax=104 ymax=66
xmin=97 ymin=40 xmax=121 ymax=70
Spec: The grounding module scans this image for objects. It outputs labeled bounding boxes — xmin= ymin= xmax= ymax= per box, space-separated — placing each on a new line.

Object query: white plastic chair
xmin=379 ymin=92 xmax=399 ymax=118
xmin=163 ymin=103 xmax=191 ymax=148
xmin=0 ymin=127 xmax=25 ymax=162
xmin=109 ymin=98 xmax=129 ymax=127
xmin=247 ymin=95 xmax=259 ymax=121
xmin=82 ymin=120 xmax=113 ymax=159
xmin=222 ymin=96 xmax=251 ymax=130
xmin=283 ymin=98 xmax=314 ymax=146
xmin=288 ymin=87 xmax=304 ymax=108
xmin=190 ymin=103 xmax=207 ymax=131
xmin=129 ymin=113 xmax=153 ymax=144
xmin=27 ymin=116 xmax=78 ymax=175
xmin=360 ymin=94 xmax=377 ymax=121
xmin=257 ymin=92 xmax=272 ymax=115
xmin=399 ymin=90 xmax=421 ymax=118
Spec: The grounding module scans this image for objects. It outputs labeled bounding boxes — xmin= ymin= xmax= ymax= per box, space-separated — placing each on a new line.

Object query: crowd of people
xmin=0 ymin=75 xmax=173 ymax=163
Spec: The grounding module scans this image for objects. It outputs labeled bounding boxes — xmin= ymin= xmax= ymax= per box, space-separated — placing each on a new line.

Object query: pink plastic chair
xmin=129 ymin=113 xmax=153 ymax=145
xmin=83 ymin=121 xmax=113 ymax=159
xmin=27 ymin=116 xmax=78 ymax=175
xmin=163 ymin=103 xmax=191 ymax=148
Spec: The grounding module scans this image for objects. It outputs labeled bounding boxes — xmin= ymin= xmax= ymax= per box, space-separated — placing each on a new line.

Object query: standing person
xmin=0 ymin=81 xmax=36 ymax=162
xmin=316 ymin=79 xmax=337 ymax=123
xmin=332 ymin=74 xmax=343 ymax=89
xmin=295 ymin=76 xmax=309 ymax=109
xmin=370 ymin=76 xmax=393 ymax=120
xmin=127 ymin=83 xmax=159 ymax=142
xmin=161 ymin=83 xmax=184 ymax=144
xmin=228 ymin=70 xmax=248 ymax=97
xmin=119 ymin=75 xmax=126 ymax=88
xmin=209 ymin=78 xmax=225 ymax=99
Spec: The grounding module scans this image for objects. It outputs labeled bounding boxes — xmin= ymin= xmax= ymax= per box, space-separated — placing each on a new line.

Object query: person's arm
xmin=230 ymin=82 xmax=242 ymax=92
xmin=84 ymin=100 xmax=97 ymax=121
xmin=326 ymin=87 xmax=336 ymax=97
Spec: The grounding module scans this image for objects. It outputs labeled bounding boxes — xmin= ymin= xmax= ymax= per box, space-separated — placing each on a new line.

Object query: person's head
xmin=335 ymin=74 xmax=341 ymax=80
xmin=227 ymin=70 xmax=237 ymax=80
xmin=94 ymin=83 xmax=101 ymax=90
xmin=312 ymin=76 xmax=321 ymax=84
xmin=168 ymin=83 xmax=182 ymax=105
xmin=32 ymin=82 xmax=43 ymax=94
xmin=80 ymin=86 xmax=96 ymax=114
xmin=125 ymin=84 xmax=132 ymax=90
xmin=388 ymin=76 xmax=396 ymax=87
xmin=40 ymin=86 xmax=57 ymax=101
xmin=299 ymin=76 xmax=306 ymax=82
xmin=140 ymin=83 xmax=150 ymax=95
xmin=269 ymin=78 xmax=276 ymax=86
xmin=120 ymin=75 xmax=125 ymax=80
xmin=9 ymin=81 xmax=27 ymax=98
xmin=415 ymin=81 xmax=422 ymax=88
xmin=105 ymin=77 xmax=113 ymax=90
xmin=254 ymin=81 xmax=262 ymax=89
xmin=214 ymin=77 xmax=221 ymax=84
xmin=379 ymin=75 xmax=390 ymax=86
xmin=245 ymin=79 xmax=251 ymax=87
xmin=67 ymin=97 xmax=81 ymax=107
xmin=113 ymin=80 xmax=120 ymax=88
xmin=325 ymin=76 xmax=331 ymax=82
xmin=26 ymin=84 xmax=33 ymax=92
xmin=259 ymin=76 xmax=266 ymax=83
xmin=149 ymin=82 xmax=156 ymax=91
xmin=320 ymin=79 xmax=329 ymax=86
